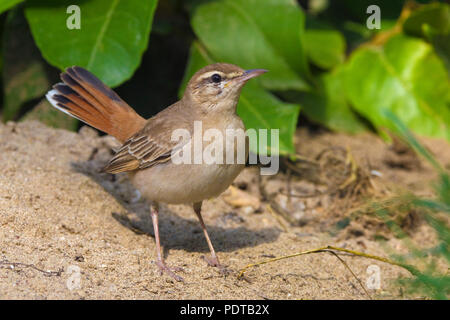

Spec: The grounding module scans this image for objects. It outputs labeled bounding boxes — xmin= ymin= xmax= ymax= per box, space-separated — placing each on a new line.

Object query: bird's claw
xmin=155 ymin=260 xmax=184 ymax=282
xmin=201 ymin=255 xmax=232 ymax=275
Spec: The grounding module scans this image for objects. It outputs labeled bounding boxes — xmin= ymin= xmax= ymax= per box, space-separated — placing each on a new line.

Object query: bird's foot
xmin=155 ymin=260 xmax=184 ymax=282
xmin=201 ymin=255 xmax=232 ymax=275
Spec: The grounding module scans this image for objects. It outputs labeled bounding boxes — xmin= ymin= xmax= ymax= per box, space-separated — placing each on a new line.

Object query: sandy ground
xmin=0 ymin=121 xmax=448 ymax=299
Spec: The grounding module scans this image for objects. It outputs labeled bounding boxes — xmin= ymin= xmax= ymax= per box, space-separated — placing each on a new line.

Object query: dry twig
xmin=0 ymin=259 xmax=63 ymax=277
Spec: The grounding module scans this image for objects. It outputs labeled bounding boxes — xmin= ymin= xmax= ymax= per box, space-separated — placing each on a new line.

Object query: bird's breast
xmin=130 ymin=115 xmax=247 ymax=204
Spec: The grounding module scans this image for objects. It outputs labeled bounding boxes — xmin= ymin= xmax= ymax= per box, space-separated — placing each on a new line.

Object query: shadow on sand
xmin=71 ymin=159 xmax=281 ymax=259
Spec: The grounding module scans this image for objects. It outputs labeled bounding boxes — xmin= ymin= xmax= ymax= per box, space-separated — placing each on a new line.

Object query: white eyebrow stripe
xmin=197 ymin=71 xmax=225 ymax=81
xmin=227 ymin=72 xmax=243 ymax=78
xmin=197 ymin=70 xmax=244 ymax=82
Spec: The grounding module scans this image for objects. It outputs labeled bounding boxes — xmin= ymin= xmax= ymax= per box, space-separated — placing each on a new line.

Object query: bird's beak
xmin=239 ymin=69 xmax=268 ymax=82
xmin=226 ymin=69 xmax=268 ymax=87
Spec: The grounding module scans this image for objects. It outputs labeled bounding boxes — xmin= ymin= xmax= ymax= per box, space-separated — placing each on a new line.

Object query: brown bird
xmin=46 ymin=63 xmax=267 ymax=281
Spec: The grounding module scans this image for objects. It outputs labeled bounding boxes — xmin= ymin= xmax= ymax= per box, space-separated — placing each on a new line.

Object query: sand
xmin=1 ymin=121 xmax=448 ymax=299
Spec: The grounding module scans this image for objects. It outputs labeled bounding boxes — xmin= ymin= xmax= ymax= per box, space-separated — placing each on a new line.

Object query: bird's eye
xmin=211 ymin=73 xmax=222 ymax=83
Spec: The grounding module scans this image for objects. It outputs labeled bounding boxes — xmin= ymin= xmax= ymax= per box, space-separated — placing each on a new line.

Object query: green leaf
xmin=239 ymin=81 xmax=301 ymax=155
xmin=191 ymin=0 xmax=311 ymax=91
xmin=304 ymin=29 xmax=345 ymax=69
xmin=25 ymin=0 xmax=158 ymax=87
xmin=345 ymin=34 xmax=450 ymax=140
xmin=304 ymin=16 xmax=346 ymax=70
xmin=403 ymin=3 xmax=450 ymax=38
xmin=0 ymin=0 xmax=24 ymax=14
xmin=287 ymin=66 xmax=366 ymax=133
xmin=180 ymin=42 xmax=300 ymax=155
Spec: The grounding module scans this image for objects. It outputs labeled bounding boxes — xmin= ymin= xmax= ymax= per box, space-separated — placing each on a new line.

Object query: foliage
xmin=0 ymin=0 xmax=448 ymax=299
xmin=345 ymin=35 xmax=450 ymax=140
xmin=377 ymin=111 xmax=450 ymax=299
xmin=0 ymin=0 xmax=449 ymax=151
xmin=192 ymin=0 xmax=311 ymax=91
xmin=0 ymin=0 xmax=23 ymax=14
xmin=25 ymin=0 xmax=158 ymax=87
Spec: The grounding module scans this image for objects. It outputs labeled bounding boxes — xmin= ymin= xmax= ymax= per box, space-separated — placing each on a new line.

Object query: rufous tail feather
xmin=46 ymin=66 xmax=145 ymax=143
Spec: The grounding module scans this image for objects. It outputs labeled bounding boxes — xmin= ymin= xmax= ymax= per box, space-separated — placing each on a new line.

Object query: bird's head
xmin=184 ymin=63 xmax=267 ymax=113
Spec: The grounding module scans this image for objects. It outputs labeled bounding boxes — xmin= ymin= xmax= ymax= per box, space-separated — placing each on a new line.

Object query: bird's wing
xmin=102 ymin=102 xmax=192 ymax=174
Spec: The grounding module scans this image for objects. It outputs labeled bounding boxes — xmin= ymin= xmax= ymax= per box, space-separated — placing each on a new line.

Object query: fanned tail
xmin=46 ymin=66 xmax=146 ymax=143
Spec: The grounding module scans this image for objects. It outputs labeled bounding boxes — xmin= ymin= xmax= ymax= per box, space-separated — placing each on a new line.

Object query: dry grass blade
xmin=258 ymin=174 xmax=298 ymax=226
xmin=266 ymin=204 xmax=289 ymax=232
xmin=238 ymin=245 xmax=419 ymax=295
xmin=326 ymin=250 xmax=372 ymax=299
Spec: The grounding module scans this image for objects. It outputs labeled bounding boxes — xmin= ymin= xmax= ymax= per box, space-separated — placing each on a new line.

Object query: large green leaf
xmin=286 ymin=66 xmax=366 ymax=133
xmin=180 ymin=42 xmax=300 ymax=155
xmin=304 ymin=29 xmax=345 ymax=70
xmin=345 ymin=34 xmax=450 ymax=140
xmin=304 ymin=16 xmax=346 ymax=70
xmin=238 ymin=81 xmax=301 ymax=155
xmin=0 ymin=0 xmax=24 ymax=14
xmin=25 ymin=0 xmax=158 ymax=87
xmin=191 ymin=0 xmax=311 ymax=91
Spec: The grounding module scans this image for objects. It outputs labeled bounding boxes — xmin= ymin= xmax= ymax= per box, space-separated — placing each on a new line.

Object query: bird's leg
xmin=150 ymin=203 xmax=184 ymax=282
xmin=193 ymin=202 xmax=229 ymax=273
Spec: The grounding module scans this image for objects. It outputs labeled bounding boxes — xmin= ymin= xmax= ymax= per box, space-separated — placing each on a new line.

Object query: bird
xmin=46 ymin=63 xmax=267 ymax=281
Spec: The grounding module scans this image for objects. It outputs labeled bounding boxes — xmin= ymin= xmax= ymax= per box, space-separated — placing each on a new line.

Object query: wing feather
xmin=101 ymin=101 xmax=192 ymax=174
